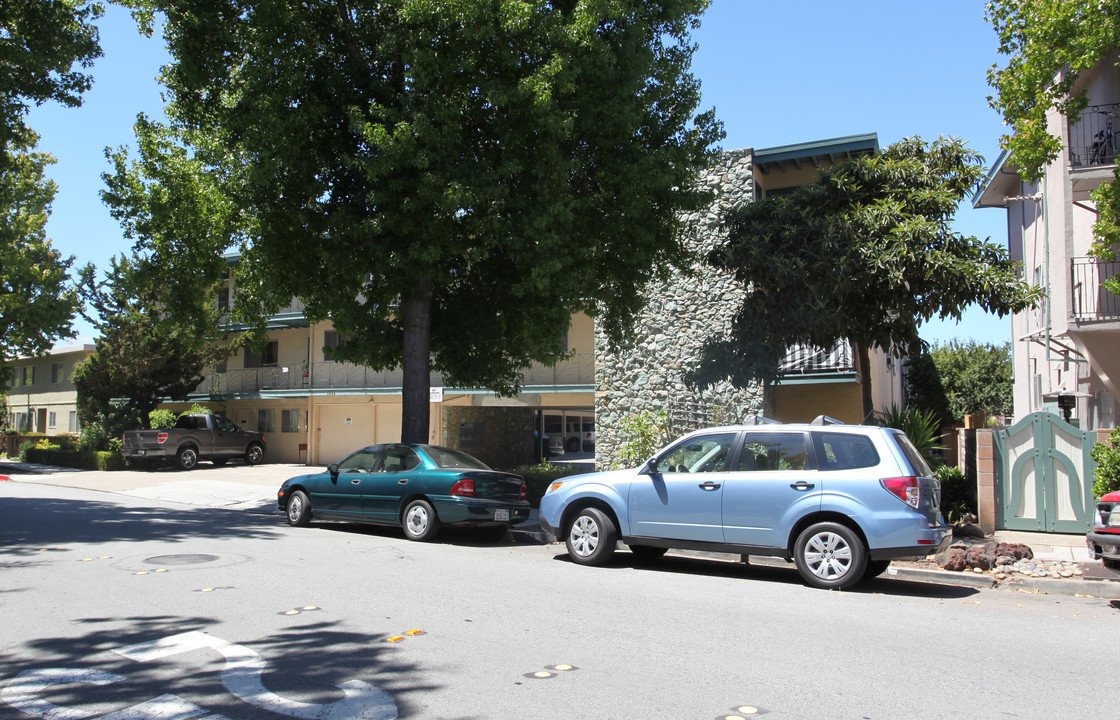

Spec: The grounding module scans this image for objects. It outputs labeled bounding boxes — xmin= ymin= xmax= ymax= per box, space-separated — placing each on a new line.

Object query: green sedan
xmin=277 ymin=444 xmax=530 ymax=542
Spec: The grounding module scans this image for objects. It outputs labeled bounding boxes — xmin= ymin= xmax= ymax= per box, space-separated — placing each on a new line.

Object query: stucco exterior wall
xmin=593 ymin=149 xmax=765 ymax=470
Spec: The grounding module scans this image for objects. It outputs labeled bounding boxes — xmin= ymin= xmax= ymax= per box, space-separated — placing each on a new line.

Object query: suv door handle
xmin=698 ymin=481 xmax=721 ymax=491
xmin=789 ymin=481 xmax=814 ymax=491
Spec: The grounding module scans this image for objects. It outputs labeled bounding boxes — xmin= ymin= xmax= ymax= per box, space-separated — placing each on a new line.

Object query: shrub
xmin=18 ymin=439 xmax=36 ymax=461
xmin=23 ymin=448 xmax=127 ymax=471
xmin=613 ymin=409 xmax=672 ymax=469
xmin=512 ymin=461 xmax=586 ymax=508
xmin=149 ymin=409 xmax=177 ymax=429
xmin=1091 ymin=428 xmax=1120 ymax=499
xmin=935 ymin=465 xmax=976 ymax=524
xmin=877 ymin=405 xmax=946 ymax=462
xmin=77 ymin=421 xmax=112 ymax=452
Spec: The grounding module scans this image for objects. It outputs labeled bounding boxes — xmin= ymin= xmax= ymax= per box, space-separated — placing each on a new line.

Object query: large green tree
xmin=907 ymin=340 xmax=1014 ymax=423
xmin=73 ymin=253 xmax=228 ymax=436
xmin=125 ymin=0 xmax=722 ymax=443
xmin=0 ymin=136 xmax=79 ymax=385
xmin=690 ymin=136 xmax=1042 ymax=417
xmin=0 ymin=0 xmax=103 ymax=162
xmin=986 ymin=0 xmax=1120 ymax=293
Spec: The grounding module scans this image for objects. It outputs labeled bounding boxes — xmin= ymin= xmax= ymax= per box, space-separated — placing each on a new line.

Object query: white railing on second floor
xmin=194 ymin=352 xmax=596 ymax=396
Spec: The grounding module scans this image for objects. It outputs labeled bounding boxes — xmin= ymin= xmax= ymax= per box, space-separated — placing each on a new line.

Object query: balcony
xmin=194 ymin=353 xmax=595 ymax=397
xmin=1069 ymin=103 xmax=1118 ymax=169
xmin=779 ymin=340 xmax=855 ymax=375
xmin=1071 ymin=257 xmax=1120 ymax=323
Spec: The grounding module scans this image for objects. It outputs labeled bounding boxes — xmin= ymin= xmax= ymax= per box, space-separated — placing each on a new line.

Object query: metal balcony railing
xmin=194 ymin=353 xmax=595 ymax=396
xmin=779 ymin=340 xmax=855 ymax=375
xmin=1071 ymin=257 xmax=1120 ymax=322
xmin=1069 ymin=103 xmax=1119 ymax=168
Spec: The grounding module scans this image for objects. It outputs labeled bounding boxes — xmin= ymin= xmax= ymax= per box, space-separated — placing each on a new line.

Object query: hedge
xmin=511 ymin=463 xmax=589 ymax=508
xmin=23 ymin=448 xmax=127 ymax=472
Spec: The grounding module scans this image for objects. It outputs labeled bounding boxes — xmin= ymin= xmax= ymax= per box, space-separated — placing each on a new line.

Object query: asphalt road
xmin=2 ymin=479 xmax=1118 ymax=720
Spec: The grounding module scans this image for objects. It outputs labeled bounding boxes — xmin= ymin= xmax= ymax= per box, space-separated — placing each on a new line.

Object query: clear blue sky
xmin=28 ymin=0 xmax=1013 ymax=346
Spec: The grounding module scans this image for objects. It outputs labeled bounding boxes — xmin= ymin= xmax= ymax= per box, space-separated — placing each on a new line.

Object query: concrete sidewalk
xmin=3 ymin=458 xmax=1118 ymax=598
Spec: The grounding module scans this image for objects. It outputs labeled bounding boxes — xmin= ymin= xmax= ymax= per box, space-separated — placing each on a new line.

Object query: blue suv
xmin=539 ymin=419 xmax=951 ymax=589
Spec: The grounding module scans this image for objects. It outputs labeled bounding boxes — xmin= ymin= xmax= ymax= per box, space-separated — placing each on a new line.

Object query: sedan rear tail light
xmin=519 ymin=483 xmax=527 ymax=501
xmin=881 ymin=477 xmax=920 ymax=509
xmin=449 ymin=478 xmax=476 ymax=497
xmin=157 ymin=432 xmax=169 ymax=445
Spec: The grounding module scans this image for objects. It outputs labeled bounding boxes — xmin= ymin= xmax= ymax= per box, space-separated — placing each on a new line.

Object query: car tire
xmin=286 ymin=490 xmax=312 ymax=527
xmin=245 ymin=443 xmax=265 ymax=466
xmin=628 ymin=545 xmax=668 ymax=562
xmin=402 ymin=499 xmax=441 ymax=542
xmin=212 ymin=458 xmax=229 ymax=467
xmin=565 ymin=507 xmax=617 ymax=566
xmin=566 ymin=437 xmax=580 ymax=453
xmin=474 ymin=524 xmax=509 ymax=542
xmin=862 ymin=559 xmax=892 ymax=580
xmin=1103 ymin=557 xmax=1120 ymax=570
xmin=793 ymin=521 xmax=867 ymax=590
xmin=176 ymin=447 xmax=199 ymax=471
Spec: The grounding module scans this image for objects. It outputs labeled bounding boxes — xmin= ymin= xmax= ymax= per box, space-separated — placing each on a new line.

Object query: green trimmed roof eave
xmin=753 ymin=133 xmax=879 ymax=174
xmin=973 ymin=148 xmax=1021 ymax=209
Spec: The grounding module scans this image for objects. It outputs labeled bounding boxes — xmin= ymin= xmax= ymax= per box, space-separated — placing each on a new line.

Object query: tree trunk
xmin=400 ymin=276 xmax=433 ymax=443
xmin=852 ymin=340 xmax=874 ymax=423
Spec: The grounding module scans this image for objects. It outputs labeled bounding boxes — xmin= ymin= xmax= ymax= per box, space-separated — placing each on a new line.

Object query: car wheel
xmin=862 ymin=559 xmax=891 ymax=580
xmin=628 ymin=545 xmax=668 ymax=562
xmin=474 ymin=524 xmax=509 ymax=542
xmin=212 ymin=458 xmax=229 ymax=467
xmin=793 ymin=522 xmax=867 ymax=590
xmin=286 ymin=490 xmax=312 ymax=527
xmin=176 ymin=447 xmax=199 ymax=471
xmin=565 ymin=507 xmax=617 ymax=566
xmin=402 ymin=499 xmax=441 ymax=542
xmin=566 ymin=437 xmax=580 ymax=453
xmin=245 ymin=443 xmax=265 ymax=466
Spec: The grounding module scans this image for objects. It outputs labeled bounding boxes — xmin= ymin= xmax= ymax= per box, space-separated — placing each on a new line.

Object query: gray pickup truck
xmin=122 ymin=414 xmax=267 ymax=470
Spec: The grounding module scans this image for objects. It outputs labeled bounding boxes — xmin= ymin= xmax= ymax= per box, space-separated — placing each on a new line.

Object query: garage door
xmin=316 ymin=404 xmax=403 ymax=464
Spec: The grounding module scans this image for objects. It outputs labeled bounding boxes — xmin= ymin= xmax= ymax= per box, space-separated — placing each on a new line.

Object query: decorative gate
xmin=993 ymin=412 xmax=1097 ymax=532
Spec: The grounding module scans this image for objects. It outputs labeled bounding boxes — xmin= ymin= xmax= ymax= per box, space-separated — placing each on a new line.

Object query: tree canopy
xmin=125 ymin=0 xmax=722 ymax=442
xmin=689 ymin=136 xmax=1042 ymax=414
xmin=0 ymin=136 xmax=79 ymax=385
xmin=986 ymin=0 xmax=1120 ymax=294
xmin=906 ymin=340 xmax=1014 ymax=422
xmin=73 ymin=252 xmax=229 ymax=436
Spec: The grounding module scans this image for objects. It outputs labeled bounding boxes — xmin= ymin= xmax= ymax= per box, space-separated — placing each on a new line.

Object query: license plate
xmin=494 ymin=509 xmax=510 ymax=522
xmin=132 ymin=450 xmax=146 ymax=456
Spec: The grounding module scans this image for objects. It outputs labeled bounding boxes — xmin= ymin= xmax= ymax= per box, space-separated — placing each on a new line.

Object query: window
xmin=245 ymin=341 xmax=279 ymax=368
xmin=217 ymin=287 xmax=230 ymax=313
xmin=381 ymin=446 xmax=421 ymax=473
xmin=323 ymin=331 xmax=343 ymax=361
xmin=282 ymin=409 xmax=300 ymax=433
xmin=68 ymin=411 xmax=78 ymax=433
xmin=20 ymin=366 xmax=35 ymax=386
xmin=258 ymin=409 xmax=276 ymax=433
xmin=656 ymin=433 xmax=737 ymax=473
xmin=51 ymin=363 xmax=65 ymax=383
xmin=338 ymin=448 xmax=382 ymax=473
xmin=737 ymin=433 xmax=809 ymax=471
xmin=48 ymin=412 xmax=57 ymax=428
xmin=814 ymin=432 xmax=880 ymax=471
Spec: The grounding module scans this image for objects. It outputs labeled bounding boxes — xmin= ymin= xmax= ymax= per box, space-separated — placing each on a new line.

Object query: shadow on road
xmin=0 ymin=496 xmax=281 ymax=554
xmin=549 ymin=550 xmax=983 ymax=600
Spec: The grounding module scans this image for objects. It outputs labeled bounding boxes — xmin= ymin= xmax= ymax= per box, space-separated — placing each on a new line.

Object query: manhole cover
xmin=144 ymin=554 xmax=221 ymax=566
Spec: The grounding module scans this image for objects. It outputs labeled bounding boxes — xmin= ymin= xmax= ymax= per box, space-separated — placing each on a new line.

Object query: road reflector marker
xmin=154 ymin=569 xmax=168 ymax=573
xmin=551 ymin=664 xmax=576 ymax=671
xmin=404 ymin=629 xmax=424 ymax=636
xmin=201 ymin=588 xmax=215 ymax=592
xmin=385 ymin=636 xmax=405 ymax=643
xmin=135 ymin=571 xmax=149 ymax=575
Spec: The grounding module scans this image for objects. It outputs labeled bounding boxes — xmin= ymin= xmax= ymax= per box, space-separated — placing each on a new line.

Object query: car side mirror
xmin=645 ymin=458 xmax=660 ymax=475
xmin=328 ymin=463 xmax=339 ymax=482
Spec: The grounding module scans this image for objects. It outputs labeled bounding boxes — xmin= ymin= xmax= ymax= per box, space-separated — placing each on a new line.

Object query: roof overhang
xmin=753 ymin=133 xmax=879 ymax=175
xmin=973 ymin=149 xmax=1023 ymax=209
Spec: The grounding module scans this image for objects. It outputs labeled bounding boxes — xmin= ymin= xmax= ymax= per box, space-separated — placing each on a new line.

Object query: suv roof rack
xmin=742 ymin=416 xmax=782 ymax=425
xmin=810 ymin=415 xmax=845 ymax=426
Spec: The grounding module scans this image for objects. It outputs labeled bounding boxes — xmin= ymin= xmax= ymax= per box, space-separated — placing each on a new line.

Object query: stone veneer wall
xmin=594 ymin=149 xmax=764 ymax=470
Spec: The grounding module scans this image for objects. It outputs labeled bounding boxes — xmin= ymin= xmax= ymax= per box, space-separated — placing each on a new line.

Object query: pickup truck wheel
xmin=245 ymin=443 xmax=264 ymax=466
xmin=176 ymin=447 xmax=199 ymax=471
xmin=286 ymin=490 xmax=312 ymax=527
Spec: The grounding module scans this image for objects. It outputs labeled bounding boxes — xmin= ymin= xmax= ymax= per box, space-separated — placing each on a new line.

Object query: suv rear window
xmin=891 ymin=432 xmax=933 ymax=477
xmin=814 ymin=432 xmax=880 ymax=470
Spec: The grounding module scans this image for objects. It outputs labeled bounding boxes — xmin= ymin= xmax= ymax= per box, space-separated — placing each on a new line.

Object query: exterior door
xmin=312 ymin=446 xmax=382 ymax=520
xmin=721 ymin=432 xmax=816 ymax=547
xmin=627 ymin=432 xmax=738 ymax=543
